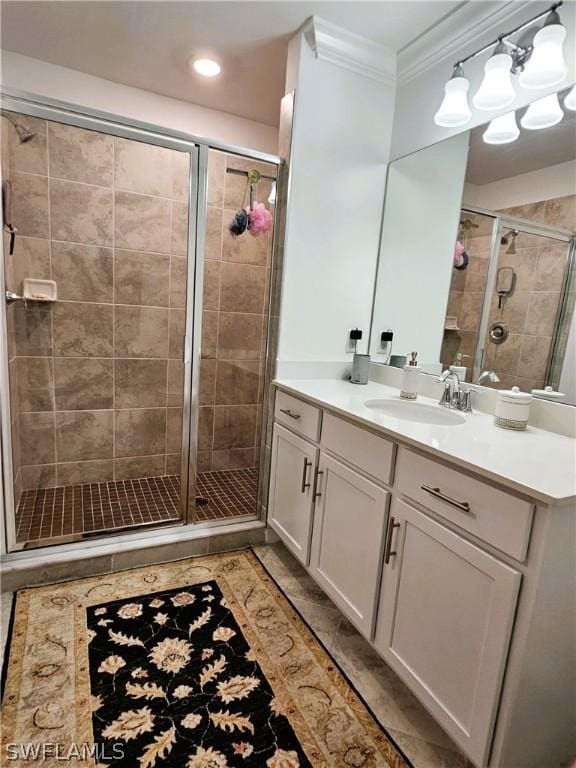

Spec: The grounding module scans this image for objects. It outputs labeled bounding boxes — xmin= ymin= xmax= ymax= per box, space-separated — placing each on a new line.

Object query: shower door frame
xmin=0 ymin=89 xmax=282 ymax=554
xmin=461 ymin=205 xmax=574 ymax=384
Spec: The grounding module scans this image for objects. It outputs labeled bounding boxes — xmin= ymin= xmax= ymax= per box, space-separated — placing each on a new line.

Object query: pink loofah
xmin=247 ymin=202 xmax=273 ymax=237
xmin=454 ymin=240 xmax=465 ymax=267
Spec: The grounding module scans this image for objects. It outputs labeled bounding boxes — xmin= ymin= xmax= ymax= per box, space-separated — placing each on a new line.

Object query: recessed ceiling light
xmin=192 ymin=58 xmax=221 ymax=77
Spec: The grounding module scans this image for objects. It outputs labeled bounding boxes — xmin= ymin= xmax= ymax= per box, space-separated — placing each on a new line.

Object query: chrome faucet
xmin=477 ymin=370 xmax=500 ymax=386
xmin=438 ymin=369 xmax=472 ymax=412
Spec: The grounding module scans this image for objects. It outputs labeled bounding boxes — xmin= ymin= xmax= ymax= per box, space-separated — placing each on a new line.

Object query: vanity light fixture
xmin=564 ymin=84 xmax=576 ymax=111
xmin=518 ymin=8 xmax=567 ymax=89
xmin=192 ymin=58 xmax=222 ymax=77
xmin=520 ymin=92 xmax=564 ymax=129
xmin=433 ymin=65 xmax=472 ymax=127
xmin=483 ymin=111 xmax=520 ymax=144
xmin=433 ymin=3 xmax=567 ymax=126
xmin=473 ymin=42 xmax=516 ymax=111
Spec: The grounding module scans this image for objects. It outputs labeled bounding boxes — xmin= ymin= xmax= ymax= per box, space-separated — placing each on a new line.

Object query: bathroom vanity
xmin=267 ymin=379 xmax=576 ymax=768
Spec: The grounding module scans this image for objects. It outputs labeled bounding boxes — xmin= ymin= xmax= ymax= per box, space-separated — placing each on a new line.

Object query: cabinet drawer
xmin=321 ymin=413 xmax=394 ymax=485
xmin=275 ymin=390 xmax=320 ymax=442
xmin=395 ymin=448 xmax=533 ymax=561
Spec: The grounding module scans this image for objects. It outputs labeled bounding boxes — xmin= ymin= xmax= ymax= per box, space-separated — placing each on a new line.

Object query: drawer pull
xmin=384 ymin=516 xmax=400 ymax=564
xmin=421 ymin=484 xmax=471 ymax=513
xmin=301 ymin=458 xmax=312 ymax=493
xmin=313 ymin=469 xmax=324 ymax=500
xmin=280 ymin=408 xmax=301 ymax=421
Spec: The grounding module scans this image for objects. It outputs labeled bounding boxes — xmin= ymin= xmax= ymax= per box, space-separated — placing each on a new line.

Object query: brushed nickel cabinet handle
xmin=421 ymin=484 xmax=471 ymax=513
xmin=301 ymin=458 xmax=312 ymax=493
xmin=384 ymin=516 xmax=400 ymax=564
xmin=312 ymin=468 xmax=324 ymax=500
xmin=280 ymin=408 xmax=301 ymax=420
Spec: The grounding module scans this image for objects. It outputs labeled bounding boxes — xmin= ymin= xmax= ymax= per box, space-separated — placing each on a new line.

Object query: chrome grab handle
xmin=301 ymin=458 xmax=312 ymax=493
xmin=421 ymin=484 xmax=471 ymax=513
xmin=384 ymin=516 xmax=400 ymax=564
xmin=280 ymin=408 xmax=300 ymax=421
xmin=312 ymin=468 xmax=324 ymax=500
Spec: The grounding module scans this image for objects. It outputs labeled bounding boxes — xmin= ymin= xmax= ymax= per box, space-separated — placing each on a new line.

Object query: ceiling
xmin=467 ymin=94 xmax=576 ymax=186
xmin=0 ymin=1 xmax=463 ymax=127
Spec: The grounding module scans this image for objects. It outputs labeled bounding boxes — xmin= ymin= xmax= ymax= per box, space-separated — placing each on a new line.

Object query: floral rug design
xmin=88 ymin=580 xmax=310 ymax=767
xmin=1 ymin=549 xmax=410 ymax=768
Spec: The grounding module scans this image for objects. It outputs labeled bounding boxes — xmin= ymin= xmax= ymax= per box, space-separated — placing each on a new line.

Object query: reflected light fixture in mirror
xmin=192 ymin=58 xmax=222 ymax=77
xmin=434 ymin=66 xmax=472 ymax=127
xmin=521 ymin=92 xmax=564 ymax=129
xmin=519 ymin=9 xmax=568 ymax=89
xmin=473 ymin=43 xmax=515 ymax=111
xmin=565 ymin=85 xmax=576 ymax=110
xmin=483 ymin=111 xmax=520 ymax=144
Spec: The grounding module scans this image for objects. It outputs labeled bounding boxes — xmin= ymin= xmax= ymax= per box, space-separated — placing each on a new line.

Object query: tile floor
xmin=0 ymin=540 xmax=470 ymax=767
xmin=253 ymin=542 xmax=472 ymax=768
xmin=15 ymin=475 xmax=181 ymax=543
xmin=13 ymin=467 xmax=258 ymax=545
xmin=195 ymin=467 xmax=258 ymax=521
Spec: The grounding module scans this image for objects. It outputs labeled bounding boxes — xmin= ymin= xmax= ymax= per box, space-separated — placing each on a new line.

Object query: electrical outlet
xmin=347 ymin=328 xmax=363 ymax=353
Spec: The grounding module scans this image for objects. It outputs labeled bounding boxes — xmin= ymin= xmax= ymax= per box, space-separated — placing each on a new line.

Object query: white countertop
xmin=274 ymin=378 xmax=576 ymax=505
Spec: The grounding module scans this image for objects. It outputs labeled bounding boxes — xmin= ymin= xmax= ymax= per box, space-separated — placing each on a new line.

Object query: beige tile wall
xmin=442 ymin=197 xmax=574 ymax=389
xmin=198 ymin=151 xmax=276 ymax=473
xmin=3 ymin=112 xmax=189 ymax=492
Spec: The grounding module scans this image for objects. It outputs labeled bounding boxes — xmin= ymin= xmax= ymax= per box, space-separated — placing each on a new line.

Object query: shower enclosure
xmin=0 ymin=97 xmax=280 ymax=552
xmin=441 ymin=206 xmax=575 ymax=393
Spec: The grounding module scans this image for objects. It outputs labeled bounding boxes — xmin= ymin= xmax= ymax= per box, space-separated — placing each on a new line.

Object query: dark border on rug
xmin=251 ymin=546 xmax=417 ymax=768
xmin=0 ymin=593 xmax=17 ymax=703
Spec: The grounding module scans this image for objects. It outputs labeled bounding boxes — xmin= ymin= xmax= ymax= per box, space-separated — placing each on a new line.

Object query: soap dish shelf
xmin=22 ymin=278 xmax=57 ymax=303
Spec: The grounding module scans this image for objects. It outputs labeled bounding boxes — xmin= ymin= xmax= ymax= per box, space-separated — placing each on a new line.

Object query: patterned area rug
xmin=1 ymin=550 xmax=410 ymax=768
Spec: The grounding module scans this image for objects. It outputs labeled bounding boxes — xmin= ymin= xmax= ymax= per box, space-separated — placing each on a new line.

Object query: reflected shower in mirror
xmin=371 ymin=85 xmax=575 ymax=405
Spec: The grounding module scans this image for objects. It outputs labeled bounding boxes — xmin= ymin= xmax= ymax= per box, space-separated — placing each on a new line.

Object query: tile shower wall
xmin=198 ymin=151 xmax=276 ymax=473
xmin=441 ymin=216 xmax=494 ymax=378
xmin=486 ymin=195 xmax=575 ymax=391
xmin=3 ymin=112 xmax=189 ymax=493
xmin=442 ymin=196 xmax=574 ymax=389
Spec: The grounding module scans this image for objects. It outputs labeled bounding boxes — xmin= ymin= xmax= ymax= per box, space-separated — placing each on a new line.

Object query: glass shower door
xmin=1 ymin=109 xmax=196 ymax=550
xmin=480 ymin=225 xmax=574 ymax=391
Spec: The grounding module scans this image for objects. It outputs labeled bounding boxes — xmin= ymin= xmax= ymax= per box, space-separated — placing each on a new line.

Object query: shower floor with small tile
xmin=195 ymin=468 xmax=258 ymax=521
xmin=14 ymin=468 xmax=258 ymax=544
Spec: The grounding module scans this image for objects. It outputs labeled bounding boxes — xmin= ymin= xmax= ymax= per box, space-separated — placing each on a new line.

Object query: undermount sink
xmin=364 ymin=398 xmax=466 ymax=426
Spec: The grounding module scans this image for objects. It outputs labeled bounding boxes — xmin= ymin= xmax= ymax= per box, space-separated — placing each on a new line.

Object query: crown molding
xmin=397 ymin=0 xmax=538 ymax=85
xmin=302 ymin=16 xmax=396 ymax=87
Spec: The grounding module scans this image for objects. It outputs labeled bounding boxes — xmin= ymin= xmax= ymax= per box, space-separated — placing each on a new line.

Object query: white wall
xmin=463 ymin=160 xmax=576 ymax=211
xmin=370 ymin=132 xmax=470 ymax=365
xmin=277 ymin=19 xmax=395 ymax=364
xmin=392 ymin=1 xmax=576 ymax=160
xmin=1 ymin=51 xmax=278 ymax=154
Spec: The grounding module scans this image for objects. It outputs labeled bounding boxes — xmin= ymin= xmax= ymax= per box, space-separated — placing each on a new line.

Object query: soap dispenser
xmin=400 ymin=352 xmax=421 ymax=400
xmin=449 ymin=352 xmax=468 ymax=381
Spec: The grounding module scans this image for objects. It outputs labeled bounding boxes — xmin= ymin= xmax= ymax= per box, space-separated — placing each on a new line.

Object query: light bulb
xmin=483 ymin=111 xmax=520 ymax=144
xmin=434 ymin=67 xmax=472 ymax=127
xmin=564 ymin=85 xmax=576 ymax=111
xmin=268 ymin=182 xmax=276 ymax=205
xmin=519 ymin=12 xmax=567 ymax=90
xmin=192 ymin=58 xmax=221 ymax=77
xmin=520 ymin=93 xmax=563 ymax=130
xmin=473 ymin=45 xmax=515 ymax=111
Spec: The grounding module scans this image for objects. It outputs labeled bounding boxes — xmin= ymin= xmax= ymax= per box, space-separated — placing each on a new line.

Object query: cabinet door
xmin=374 ymin=498 xmax=521 ymax=767
xmin=309 ymin=452 xmax=389 ymax=638
xmin=268 ymin=423 xmax=318 ymax=566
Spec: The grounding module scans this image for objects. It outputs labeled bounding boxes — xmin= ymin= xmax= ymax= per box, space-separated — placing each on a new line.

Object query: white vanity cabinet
xmin=309 ymin=452 xmax=389 ymax=637
xmin=268 ymin=384 xmax=575 ymax=768
xmin=374 ymin=496 xmax=521 ymax=767
xmin=268 ymin=423 xmax=318 ymax=565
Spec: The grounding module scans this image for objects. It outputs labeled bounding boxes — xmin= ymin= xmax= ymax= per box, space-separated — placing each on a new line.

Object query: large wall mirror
xmin=370 ymin=85 xmax=576 ymax=405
